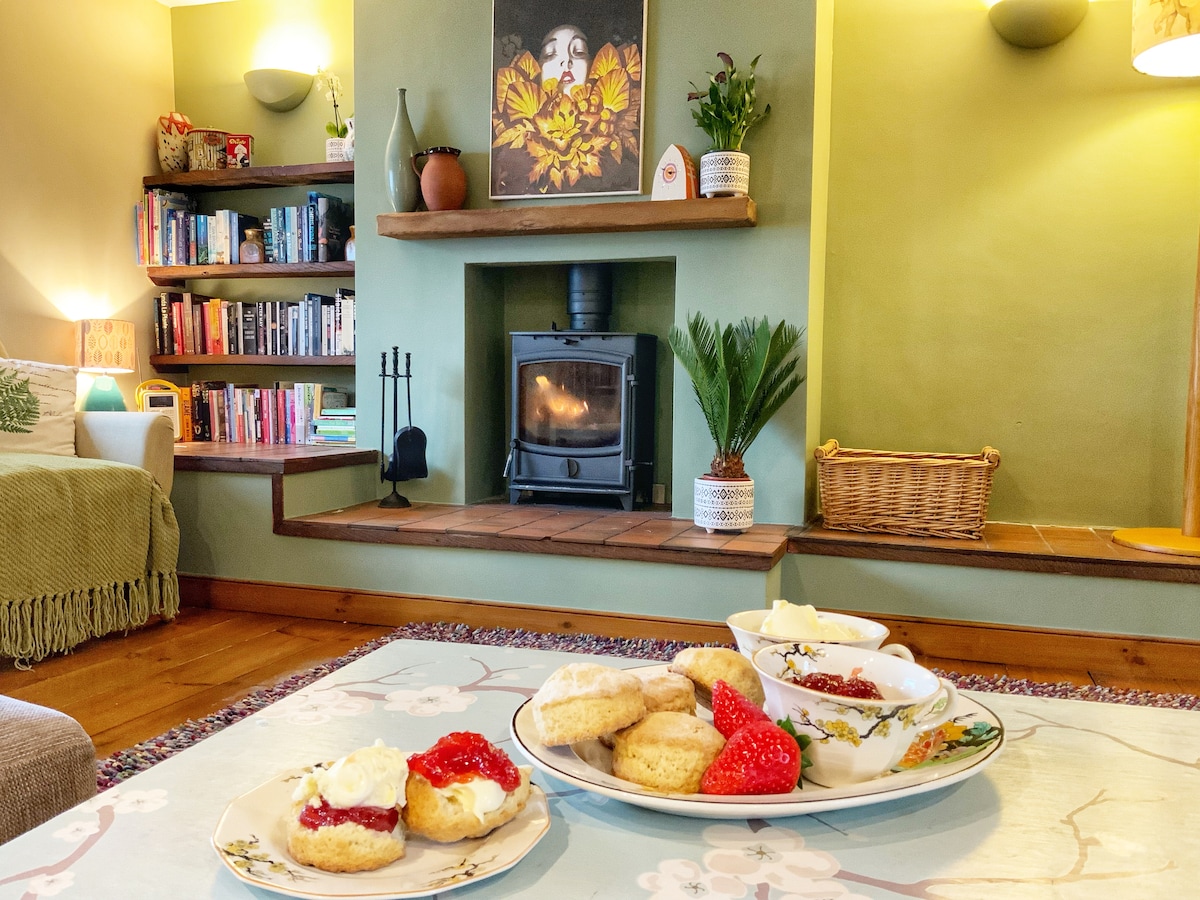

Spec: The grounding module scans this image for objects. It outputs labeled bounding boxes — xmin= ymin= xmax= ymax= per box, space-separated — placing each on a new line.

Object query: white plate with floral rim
xmin=510 ymin=664 xmax=1004 ymax=819
xmin=212 ymin=763 xmax=550 ymax=899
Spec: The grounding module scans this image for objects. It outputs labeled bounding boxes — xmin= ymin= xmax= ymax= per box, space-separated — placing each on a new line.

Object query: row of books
xmin=135 ymin=190 xmax=352 ymax=267
xmin=265 ymin=193 xmax=352 ymax=264
xmin=311 ymin=407 xmax=357 ymax=444
xmin=182 ymin=381 xmax=355 ymax=445
xmin=153 ymin=288 xmax=355 ymax=357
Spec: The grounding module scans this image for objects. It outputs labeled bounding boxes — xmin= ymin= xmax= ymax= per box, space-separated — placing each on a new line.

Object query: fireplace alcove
xmin=463 ymin=259 xmax=676 ymax=510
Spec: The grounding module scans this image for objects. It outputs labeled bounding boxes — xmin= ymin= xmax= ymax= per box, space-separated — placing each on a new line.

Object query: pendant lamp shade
xmin=1133 ymin=0 xmax=1200 ymax=76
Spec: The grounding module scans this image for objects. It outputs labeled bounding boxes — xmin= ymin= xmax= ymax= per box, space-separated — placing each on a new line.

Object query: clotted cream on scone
xmin=286 ymin=740 xmax=409 ymax=872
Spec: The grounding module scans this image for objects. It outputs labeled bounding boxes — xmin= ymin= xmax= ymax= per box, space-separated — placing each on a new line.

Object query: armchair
xmin=1 ymin=339 xmax=181 ymax=666
xmin=76 ymin=411 xmax=175 ymax=494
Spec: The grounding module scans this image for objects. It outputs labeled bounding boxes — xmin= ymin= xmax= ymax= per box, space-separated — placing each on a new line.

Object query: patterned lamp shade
xmin=77 ymin=319 xmax=136 ymax=373
xmin=1133 ymin=0 xmax=1200 ymax=76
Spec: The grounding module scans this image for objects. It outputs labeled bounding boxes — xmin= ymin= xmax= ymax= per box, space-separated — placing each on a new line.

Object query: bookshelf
xmin=141 ymin=163 xmax=357 ymax=447
xmin=149 ymin=353 xmax=356 ymax=373
xmin=148 ymin=261 xmax=353 ymax=288
xmin=143 ymin=163 xmax=356 ymax=372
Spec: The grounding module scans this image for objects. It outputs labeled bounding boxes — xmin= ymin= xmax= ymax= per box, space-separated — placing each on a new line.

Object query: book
xmin=196 ymin=215 xmax=209 ymax=265
xmin=212 ymin=209 xmax=230 ymax=264
xmin=309 ymin=191 xmax=352 ymax=262
xmin=153 ymin=293 xmax=166 ymax=355
xmin=335 ymin=288 xmax=356 ymax=355
xmin=169 ymin=296 xmax=185 ymax=354
xmin=206 ymin=299 xmax=223 ymax=354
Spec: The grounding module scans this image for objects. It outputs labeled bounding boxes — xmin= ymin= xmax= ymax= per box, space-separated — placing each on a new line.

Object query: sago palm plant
xmin=669 ymin=313 xmax=805 ymax=479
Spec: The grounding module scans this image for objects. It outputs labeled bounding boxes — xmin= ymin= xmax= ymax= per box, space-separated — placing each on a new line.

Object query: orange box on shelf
xmin=226 ymin=134 xmax=253 ymax=168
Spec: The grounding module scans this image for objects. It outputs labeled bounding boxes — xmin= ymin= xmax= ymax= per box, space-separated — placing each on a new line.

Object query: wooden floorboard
xmin=0 ymin=609 xmax=393 ymax=758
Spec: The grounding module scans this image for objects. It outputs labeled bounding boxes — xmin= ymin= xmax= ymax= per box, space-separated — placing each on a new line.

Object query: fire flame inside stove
xmin=534 ymin=375 xmax=589 ymax=422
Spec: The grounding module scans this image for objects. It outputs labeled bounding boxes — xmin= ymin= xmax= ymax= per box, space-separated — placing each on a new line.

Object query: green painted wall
xmin=822 ymin=0 xmax=1200 ymax=528
xmin=353 ymin=0 xmax=816 ymax=525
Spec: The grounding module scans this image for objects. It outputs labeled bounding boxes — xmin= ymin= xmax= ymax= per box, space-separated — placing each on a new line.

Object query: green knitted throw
xmin=0 ymin=453 xmax=180 ymax=667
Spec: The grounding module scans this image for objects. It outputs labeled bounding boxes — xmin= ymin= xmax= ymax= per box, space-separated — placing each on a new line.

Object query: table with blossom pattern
xmin=1 ymin=638 xmax=1197 ymax=899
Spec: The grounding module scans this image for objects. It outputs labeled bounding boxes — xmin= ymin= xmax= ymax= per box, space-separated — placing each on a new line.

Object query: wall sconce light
xmin=76 ymin=319 xmax=135 ymax=411
xmin=243 ymin=68 xmax=314 ymax=112
xmin=1132 ymin=0 xmax=1200 ymax=76
xmin=987 ymin=0 xmax=1089 ymax=50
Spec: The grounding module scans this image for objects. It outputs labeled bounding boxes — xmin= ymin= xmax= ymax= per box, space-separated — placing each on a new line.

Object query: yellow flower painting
xmin=490 ymin=1 xmax=646 ymax=198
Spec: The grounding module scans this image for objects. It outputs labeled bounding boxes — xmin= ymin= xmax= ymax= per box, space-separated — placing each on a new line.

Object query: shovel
xmin=380 ymin=351 xmax=427 ymax=504
xmin=389 ymin=352 xmax=428 ymax=480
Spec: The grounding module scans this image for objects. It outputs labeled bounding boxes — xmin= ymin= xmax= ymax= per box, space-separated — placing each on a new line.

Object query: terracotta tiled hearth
xmin=283 ymin=501 xmax=791 ymax=571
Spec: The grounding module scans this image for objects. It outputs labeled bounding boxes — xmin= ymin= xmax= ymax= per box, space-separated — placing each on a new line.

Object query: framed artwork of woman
xmin=490 ymin=0 xmax=647 ymax=199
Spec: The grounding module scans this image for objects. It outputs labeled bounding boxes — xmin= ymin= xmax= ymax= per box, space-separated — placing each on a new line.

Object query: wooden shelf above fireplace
xmin=376 ymin=197 xmax=757 ymax=240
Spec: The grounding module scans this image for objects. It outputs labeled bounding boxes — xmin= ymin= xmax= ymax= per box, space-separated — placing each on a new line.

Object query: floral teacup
xmin=752 ymin=641 xmax=958 ymax=787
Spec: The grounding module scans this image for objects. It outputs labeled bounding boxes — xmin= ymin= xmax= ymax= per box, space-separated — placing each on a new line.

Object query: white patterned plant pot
xmin=699 ymin=151 xmax=750 ymax=198
xmin=694 ymin=476 xmax=754 ymax=533
xmin=326 ymin=138 xmax=347 ymax=162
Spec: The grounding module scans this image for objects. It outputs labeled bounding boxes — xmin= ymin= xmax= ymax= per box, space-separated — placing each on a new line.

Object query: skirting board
xmin=178 ymin=574 xmax=1200 ymax=681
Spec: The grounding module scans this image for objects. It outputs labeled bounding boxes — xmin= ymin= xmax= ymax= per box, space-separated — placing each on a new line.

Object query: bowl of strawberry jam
xmin=752 ymin=641 xmax=958 ymax=787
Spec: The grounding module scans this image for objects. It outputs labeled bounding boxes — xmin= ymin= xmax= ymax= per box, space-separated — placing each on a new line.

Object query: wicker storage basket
xmin=815 ymin=439 xmax=1001 ymax=539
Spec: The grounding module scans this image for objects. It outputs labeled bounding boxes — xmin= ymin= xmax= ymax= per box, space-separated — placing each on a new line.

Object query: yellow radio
xmin=136 ymin=379 xmax=183 ymax=440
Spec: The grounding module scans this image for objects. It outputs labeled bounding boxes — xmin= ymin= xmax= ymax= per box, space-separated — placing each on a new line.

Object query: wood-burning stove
xmin=507 ymin=330 xmax=656 ymax=510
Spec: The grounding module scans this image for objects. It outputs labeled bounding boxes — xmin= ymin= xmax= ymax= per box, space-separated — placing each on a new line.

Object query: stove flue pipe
xmin=566 ymin=263 xmax=613 ymax=331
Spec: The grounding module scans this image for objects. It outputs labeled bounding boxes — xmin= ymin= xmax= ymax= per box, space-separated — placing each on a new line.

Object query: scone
xmin=600 ymin=669 xmax=696 ymax=748
xmin=531 ymin=663 xmax=646 ymax=746
xmin=403 ymin=731 xmax=532 ymax=843
xmin=611 ymin=711 xmax=726 ymax=793
xmin=669 ymin=646 xmax=765 ymax=707
xmin=637 ymin=669 xmax=696 ymax=715
xmin=286 ymin=740 xmax=408 ymax=872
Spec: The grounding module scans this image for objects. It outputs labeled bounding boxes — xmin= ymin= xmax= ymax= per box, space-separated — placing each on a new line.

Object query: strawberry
xmin=711 ymin=678 xmax=770 ymax=739
xmin=700 ymin=720 xmax=803 ymax=795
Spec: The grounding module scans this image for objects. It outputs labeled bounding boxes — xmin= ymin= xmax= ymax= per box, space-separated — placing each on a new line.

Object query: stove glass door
xmin=517 ymin=359 xmax=622 ymax=450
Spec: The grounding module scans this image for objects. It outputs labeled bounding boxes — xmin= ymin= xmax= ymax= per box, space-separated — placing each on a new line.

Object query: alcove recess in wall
xmin=463 ymin=259 xmax=677 ymax=507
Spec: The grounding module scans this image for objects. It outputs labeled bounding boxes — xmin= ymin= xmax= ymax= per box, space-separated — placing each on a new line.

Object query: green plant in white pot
xmin=687 ymin=52 xmax=771 ymax=198
xmin=669 ymin=312 xmax=805 ymax=532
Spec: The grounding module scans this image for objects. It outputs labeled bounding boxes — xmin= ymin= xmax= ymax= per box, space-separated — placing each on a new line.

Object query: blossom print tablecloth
xmin=1 ymin=638 xmax=1197 ymax=899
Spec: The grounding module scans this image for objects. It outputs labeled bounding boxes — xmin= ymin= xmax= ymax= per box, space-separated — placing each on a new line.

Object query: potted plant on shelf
xmin=316 ymin=67 xmax=351 ymax=162
xmin=687 ymin=52 xmax=771 ymax=198
xmin=669 ymin=312 xmax=805 ymax=532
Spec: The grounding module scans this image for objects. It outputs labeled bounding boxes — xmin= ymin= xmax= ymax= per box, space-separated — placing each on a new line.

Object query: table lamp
xmin=1113 ymin=1 xmax=1200 ymax=556
xmin=76 ymin=319 xmax=135 ymax=411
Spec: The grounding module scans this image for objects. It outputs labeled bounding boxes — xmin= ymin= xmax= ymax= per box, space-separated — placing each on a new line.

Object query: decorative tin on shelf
xmin=815 ymin=439 xmax=1001 ymax=540
xmin=187 ymin=129 xmax=228 ymax=171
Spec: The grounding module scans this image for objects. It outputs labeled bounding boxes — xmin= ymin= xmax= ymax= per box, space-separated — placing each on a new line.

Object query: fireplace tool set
xmin=379 ymin=347 xmax=428 ymax=508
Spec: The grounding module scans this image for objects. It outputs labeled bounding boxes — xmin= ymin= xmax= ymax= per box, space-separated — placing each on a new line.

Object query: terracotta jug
xmin=412 ymin=147 xmax=467 ymax=211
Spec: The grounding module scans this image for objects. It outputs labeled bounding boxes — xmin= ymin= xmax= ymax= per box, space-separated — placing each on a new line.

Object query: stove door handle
xmin=502 ymin=440 xmax=518 ymax=478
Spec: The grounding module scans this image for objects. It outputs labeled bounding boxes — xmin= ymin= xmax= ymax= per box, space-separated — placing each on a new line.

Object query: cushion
xmin=0 ymin=358 xmax=78 ymax=456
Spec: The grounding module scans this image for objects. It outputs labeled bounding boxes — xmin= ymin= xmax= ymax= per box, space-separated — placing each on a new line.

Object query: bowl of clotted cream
xmin=726 ymin=600 xmax=913 ymax=661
